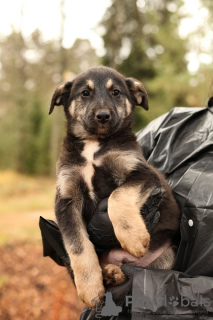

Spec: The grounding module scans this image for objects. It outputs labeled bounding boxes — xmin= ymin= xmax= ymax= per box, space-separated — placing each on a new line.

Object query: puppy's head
xmin=49 ymin=66 xmax=148 ymax=138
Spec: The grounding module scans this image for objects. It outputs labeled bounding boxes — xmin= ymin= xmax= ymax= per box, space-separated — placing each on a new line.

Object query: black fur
xmin=50 ymin=66 xmax=180 ymax=305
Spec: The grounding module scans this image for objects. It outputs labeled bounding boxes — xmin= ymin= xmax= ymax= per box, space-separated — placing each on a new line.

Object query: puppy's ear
xmin=125 ymin=78 xmax=149 ymax=110
xmin=49 ymin=81 xmax=73 ymax=115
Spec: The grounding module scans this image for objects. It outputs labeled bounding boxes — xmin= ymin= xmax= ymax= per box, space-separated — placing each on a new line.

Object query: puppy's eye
xmin=81 ymin=90 xmax=90 ymax=97
xmin=112 ymin=90 xmax=120 ymax=97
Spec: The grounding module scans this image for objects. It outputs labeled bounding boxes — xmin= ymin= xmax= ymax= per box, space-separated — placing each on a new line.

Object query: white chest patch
xmin=81 ymin=140 xmax=100 ymax=200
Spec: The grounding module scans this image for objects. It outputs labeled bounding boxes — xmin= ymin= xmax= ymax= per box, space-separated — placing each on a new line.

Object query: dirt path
xmin=0 ymin=241 xmax=84 ymax=320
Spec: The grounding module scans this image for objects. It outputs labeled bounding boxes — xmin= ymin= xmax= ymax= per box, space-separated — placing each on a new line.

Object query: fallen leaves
xmin=0 ymin=241 xmax=84 ymax=320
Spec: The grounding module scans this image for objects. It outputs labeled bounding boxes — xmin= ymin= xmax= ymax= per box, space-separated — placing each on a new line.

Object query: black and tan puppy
xmin=49 ymin=66 xmax=180 ymax=308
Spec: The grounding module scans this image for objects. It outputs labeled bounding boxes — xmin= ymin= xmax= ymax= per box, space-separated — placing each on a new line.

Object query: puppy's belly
xmin=126 ymin=241 xmax=174 ymax=268
xmin=107 ymin=241 xmax=175 ymax=269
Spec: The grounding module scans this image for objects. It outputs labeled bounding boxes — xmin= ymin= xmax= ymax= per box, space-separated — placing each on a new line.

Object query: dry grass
xmin=0 ymin=170 xmax=56 ymax=214
xmin=0 ymin=171 xmax=56 ymax=245
xmin=0 ymin=171 xmax=85 ymax=319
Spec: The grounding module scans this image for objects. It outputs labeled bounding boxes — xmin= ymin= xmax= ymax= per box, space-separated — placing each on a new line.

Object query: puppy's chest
xmin=80 ymin=140 xmax=121 ymax=200
xmin=80 ymin=140 xmax=101 ymax=200
xmin=58 ymin=140 xmax=141 ymax=201
xmin=80 ymin=140 xmax=141 ymax=200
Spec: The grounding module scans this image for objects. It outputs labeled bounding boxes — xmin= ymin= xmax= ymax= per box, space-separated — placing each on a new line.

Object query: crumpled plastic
xmin=136 ymin=102 xmax=213 ymax=276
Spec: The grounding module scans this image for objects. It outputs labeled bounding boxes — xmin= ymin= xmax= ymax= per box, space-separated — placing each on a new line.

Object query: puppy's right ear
xmin=49 ymin=81 xmax=73 ymax=115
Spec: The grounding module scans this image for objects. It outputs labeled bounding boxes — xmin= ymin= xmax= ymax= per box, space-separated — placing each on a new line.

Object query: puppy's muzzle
xmin=95 ymin=111 xmax=111 ymax=124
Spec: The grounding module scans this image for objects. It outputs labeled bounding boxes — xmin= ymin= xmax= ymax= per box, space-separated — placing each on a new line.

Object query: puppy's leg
xmin=108 ymin=185 xmax=153 ymax=258
xmin=55 ymin=196 xmax=105 ymax=308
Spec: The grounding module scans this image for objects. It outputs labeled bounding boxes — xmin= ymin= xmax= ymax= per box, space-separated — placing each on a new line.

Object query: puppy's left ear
xmin=49 ymin=81 xmax=73 ymax=115
xmin=125 ymin=78 xmax=149 ymax=110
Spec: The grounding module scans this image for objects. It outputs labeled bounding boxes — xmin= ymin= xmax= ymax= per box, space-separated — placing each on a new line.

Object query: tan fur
xmin=72 ymin=121 xmax=93 ymax=139
xmin=105 ymin=79 xmax=113 ymax=89
xmin=81 ymin=164 xmax=96 ymax=200
xmin=125 ymin=99 xmax=132 ymax=115
xmin=57 ymin=147 xmax=141 ymax=200
xmin=56 ymin=97 xmax=61 ymax=104
xmin=81 ymin=140 xmax=100 ymax=200
xmin=102 ymin=151 xmax=141 ymax=185
xmin=134 ymin=81 xmax=141 ymax=87
xmin=82 ymin=140 xmax=100 ymax=161
xmin=108 ymin=185 xmax=152 ymax=258
xmin=96 ymin=126 xmax=109 ymax=136
xmin=57 ymin=165 xmax=82 ymax=199
xmin=64 ymin=225 xmax=104 ymax=308
xmin=117 ymin=106 xmax=123 ymax=115
xmin=107 ymin=150 xmax=141 ymax=171
xmin=87 ymin=79 xmax=95 ymax=90
xmin=148 ymin=246 xmax=176 ymax=269
xmin=103 ymin=264 xmax=126 ymax=286
xmin=68 ymin=100 xmax=76 ymax=117
xmin=135 ymin=93 xmax=142 ymax=105
xmin=127 ymin=80 xmax=145 ymax=106
xmin=74 ymin=97 xmax=87 ymax=118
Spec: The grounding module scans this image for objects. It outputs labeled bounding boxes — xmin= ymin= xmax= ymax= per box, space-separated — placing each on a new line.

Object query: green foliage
xmin=100 ymin=0 xmax=192 ymax=129
xmin=0 ymin=31 xmax=98 ymax=175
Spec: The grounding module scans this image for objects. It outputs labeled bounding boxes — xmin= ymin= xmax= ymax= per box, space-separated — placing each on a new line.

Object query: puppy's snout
xmin=95 ymin=111 xmax=111 ymax=124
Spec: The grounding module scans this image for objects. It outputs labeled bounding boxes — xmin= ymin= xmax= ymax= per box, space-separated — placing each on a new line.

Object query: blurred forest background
xmin=0 ymin=0 xmax=213 ymax=175
xmin=0 ymin=0 xmax=213 ymax=319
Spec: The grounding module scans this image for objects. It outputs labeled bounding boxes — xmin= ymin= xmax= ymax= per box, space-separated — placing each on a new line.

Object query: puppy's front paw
xmin=115 ymin=223 xmax=150 ymax=258
xmin=108 ymin=189 xmax=151 ymax=259
xmin=103 ymin=264 xmax=126 ymax=286
xmin=77 ymin=277 xmax=105 ymax=308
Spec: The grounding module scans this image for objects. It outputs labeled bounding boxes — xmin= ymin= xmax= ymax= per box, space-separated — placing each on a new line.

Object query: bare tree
xmin=50 ymin=0 xmax=67 ymax=174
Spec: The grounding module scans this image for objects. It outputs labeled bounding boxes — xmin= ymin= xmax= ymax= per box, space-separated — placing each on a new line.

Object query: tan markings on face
xmin=68 ymin=100 xmax=76 ymax=117
xmin=117 ymin=106 xmax=123 ymax=115
xmin=105 ymin=79 xmax=113 ymax=89
xmin=74 ymin=97 xmax=86 ymax=116
xmin=72 ymin=121 xmax=91 ymax=139
xmin=125 ymin=99 xmax=132 ymax=115
xmin=81 ymin=140 xmax=100 ymax=200
xmin=108 ymin=185 xmax=152 ymax=258
xmin=87 ymin=79 xmax=95 ymax=90
xmin=96 ymin=126 xmax=108 ymax=136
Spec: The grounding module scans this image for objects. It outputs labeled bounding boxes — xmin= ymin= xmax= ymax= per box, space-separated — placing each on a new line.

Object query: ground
xmin=0 ymin=242 xmax=84 ymax=320
xmin=0 ymin=171 xmax=84 ymax=320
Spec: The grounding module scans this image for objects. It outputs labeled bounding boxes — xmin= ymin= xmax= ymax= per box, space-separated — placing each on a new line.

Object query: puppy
xmin=49 ymin=66 xmax=180 ymax=308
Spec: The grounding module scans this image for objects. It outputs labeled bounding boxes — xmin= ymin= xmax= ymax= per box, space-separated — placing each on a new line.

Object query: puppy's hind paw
xmin=103 ymin=264 xmax=126 ymax=287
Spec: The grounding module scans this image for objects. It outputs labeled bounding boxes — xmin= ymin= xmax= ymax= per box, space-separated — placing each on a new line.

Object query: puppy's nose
xmin=95 ymin=111 xmax=111 ymax=123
